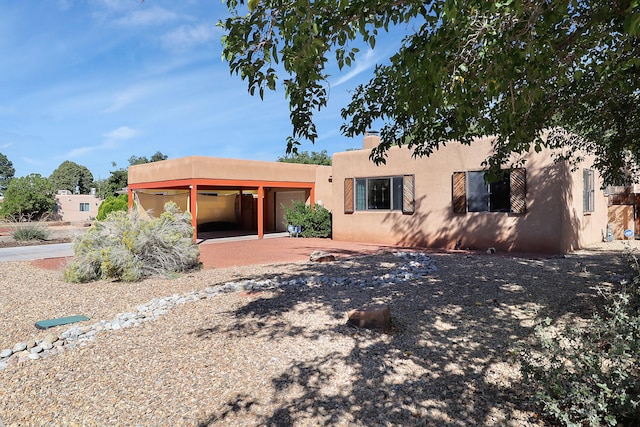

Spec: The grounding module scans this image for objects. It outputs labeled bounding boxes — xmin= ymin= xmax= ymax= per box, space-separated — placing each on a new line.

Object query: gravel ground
xmin=0 ymin=241 xmax=636 ymax=426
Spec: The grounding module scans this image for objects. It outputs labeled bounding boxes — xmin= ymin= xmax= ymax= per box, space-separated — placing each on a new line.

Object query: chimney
xmin=363 ymin=130 xmax=381 ymax=149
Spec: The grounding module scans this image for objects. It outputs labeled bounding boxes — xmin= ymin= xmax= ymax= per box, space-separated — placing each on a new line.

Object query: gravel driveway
xmin=0 ymin=240 xmax=635 ymax=426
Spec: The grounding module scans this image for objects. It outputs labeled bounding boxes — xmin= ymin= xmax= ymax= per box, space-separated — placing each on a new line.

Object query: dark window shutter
xmin=344 ymin=178 xmax=354 ymax=214
xmin=453 ymin=171 xmax=467 ymax=213
xmin=402 ymin=175 xmax=415 ymax=214
xmin=510 ymin=168 xmax=526 ymax=214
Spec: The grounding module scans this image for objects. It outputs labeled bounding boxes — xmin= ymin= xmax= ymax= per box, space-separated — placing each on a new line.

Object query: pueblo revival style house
xmin=128 ymin=134 xmax=610 ymax=254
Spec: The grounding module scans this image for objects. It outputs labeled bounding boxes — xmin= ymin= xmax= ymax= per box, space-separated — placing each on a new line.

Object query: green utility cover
xmin=35 ymin=315 xmax=90 ymax=330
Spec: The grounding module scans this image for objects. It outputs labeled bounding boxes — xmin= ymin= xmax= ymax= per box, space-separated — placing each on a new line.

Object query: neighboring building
xmin=128 ymin=134 xmax=609 ymax=254
xmin=55 ymin=190 xmax=101 ymax=223
xmin=605 ymin=185 xmax=640 ymax=240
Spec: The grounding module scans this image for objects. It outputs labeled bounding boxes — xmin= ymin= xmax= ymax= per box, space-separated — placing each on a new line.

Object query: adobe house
xmin=332 ymin=134 xmax=608 ymax=253
xmin=128 ymin=134 xmax=608 ymax=254
xmin=54 ymin=190 xmax=101 ymax=224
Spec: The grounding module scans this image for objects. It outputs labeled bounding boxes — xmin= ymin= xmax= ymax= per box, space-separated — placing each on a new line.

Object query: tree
xmin=0 ymin=152 xmax=15 ymax=195
xmin=0 ymin=174 xmax=56 ymax=220
xmin=49 ymin=161 xmax=95 ymax=194
xmin=219 ymin=0 xmax=639 ymax=184
xmin=97 ymin=152 xmax=169 ymax=199
xmin=96 ymin=194 xmax=128 ymax=221
xmin=277 ymin=149 xmax=332 ymax=165
xmin=128 ymin=151 xmax=168 ymax=166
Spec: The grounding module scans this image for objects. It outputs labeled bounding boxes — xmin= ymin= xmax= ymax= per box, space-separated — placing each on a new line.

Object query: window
xmin=583 ymin=169 xmax=595 ymax=213
xmin=453 ymin=169 xmax=526 ymax=214
xmin=345 ymin=176 xmax=414 ymax=213
xmin=79 ymin=202 xmax=90 ymax=212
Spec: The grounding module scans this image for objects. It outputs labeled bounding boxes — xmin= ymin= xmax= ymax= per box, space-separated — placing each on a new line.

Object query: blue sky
xmin=0 ymin=0 xmax=408 ymax=181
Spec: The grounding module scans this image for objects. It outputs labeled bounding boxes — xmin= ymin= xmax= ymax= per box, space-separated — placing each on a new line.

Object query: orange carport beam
xmin=257 ymin=186 xmax=264 ymax=238
xmin=128 ymin=178 xmax=315 ymax=190
xmin=128 ymin=188 xmax=133 ymax=210
xmin=189 ymin=184 xmax=198 ymax=242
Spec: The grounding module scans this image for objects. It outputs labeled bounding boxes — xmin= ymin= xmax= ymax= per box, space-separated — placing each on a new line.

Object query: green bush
xmin=96 ymin=194 xmax=128 ymax=220
xmin=283 ymin=201 xmax=331 ymax=238
xmin=11 ymin=222 xmax=49 ymax=241
xmin=519 ymin=250 xmax=640 ymax=426
xmin=0 ymin=174 xmax=55 ymax=220
xmin=64 ymin=201 xmax=200 ymax=282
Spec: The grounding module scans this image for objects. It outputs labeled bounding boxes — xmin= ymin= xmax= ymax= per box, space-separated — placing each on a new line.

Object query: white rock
xmin=12 ymin=342 xmax=27 ymax=353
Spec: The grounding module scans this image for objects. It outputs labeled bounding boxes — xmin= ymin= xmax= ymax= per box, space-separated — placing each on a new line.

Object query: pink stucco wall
xmin=331 ymin=136 xmax=608 ymax=254
xmin=55 ymin=194 xmax=101 ymax=223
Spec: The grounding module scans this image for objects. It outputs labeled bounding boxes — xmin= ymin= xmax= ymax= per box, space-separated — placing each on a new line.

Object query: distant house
xmin=54 ymin=190 xmax=101 ymax=223
xmin=127 ymin=134 xmax=609 ymax=254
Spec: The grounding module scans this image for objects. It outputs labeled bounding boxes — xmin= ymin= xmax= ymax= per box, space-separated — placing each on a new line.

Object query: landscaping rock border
xmin=0 ymin=251 xmax=436 ymax=370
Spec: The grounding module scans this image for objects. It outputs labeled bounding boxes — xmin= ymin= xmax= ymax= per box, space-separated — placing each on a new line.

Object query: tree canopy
xmin=220 ymin=0 xmax=639 ymax=184
xmin=97 ymin=151 xmax=169 ymax=199
xmin=49 ymin=161 xmax=95 ymax=195
xmin=0 ymin=174 xmax=56 ymax=220
xmin=128 ymin=151 xmax=169 ymax=166
xmin=0 ymin=152 xmax=15 ymax=195
xmin=277 ymin=149 xmax=332 ymax=165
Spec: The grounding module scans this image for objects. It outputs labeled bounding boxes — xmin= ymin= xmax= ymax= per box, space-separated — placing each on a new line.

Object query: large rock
xmin=347 ymin=305 xmax=391 ymax=330
xmin=310 ymin=251 xmax=336 ymax=263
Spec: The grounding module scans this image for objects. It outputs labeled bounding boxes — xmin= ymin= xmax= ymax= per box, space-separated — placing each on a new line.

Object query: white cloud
xmin=95 ymin=0 xmax=132 ymax=12
xmin=0 ymin=105 xmax=19 ymax=116
xmin=55 ymin=0 xmax=73 ymax=11
xmin=103 ymin=85 xmax=150 ymax=113
xmin=113 ymin=6 xmax=180 ymax=27
xmin=64 ymin=146 xmax=95 ymax=158
xmin=330 ymin=48 xmax=381 ymax=88
xmin=161 ymin=23 xmax=217 ymax=51
xmin=22 ymin=157 xmax=46 ymax=166
xmin=103 ymin=126 xmax=140 ymax=143
xmin=61 ymin=126 xmax=141 ymax=159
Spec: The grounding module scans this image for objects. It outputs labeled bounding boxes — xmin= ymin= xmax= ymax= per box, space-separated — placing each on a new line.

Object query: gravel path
xmin=0 ymin=241 xmax=635 ymax=426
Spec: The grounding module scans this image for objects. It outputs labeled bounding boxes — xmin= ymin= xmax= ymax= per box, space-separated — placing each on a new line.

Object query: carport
xmin=127 ymin=156 xmax=332 ymax=240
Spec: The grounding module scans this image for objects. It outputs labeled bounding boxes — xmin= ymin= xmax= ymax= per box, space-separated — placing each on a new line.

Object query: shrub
xmin=519 ymin=249 xmax=640 ymax=426
xmin=96 ymin=194 xmax=128 ymax=220
xmin=64 ymin=201 xmax=200 ymax=282
xmin=11 ymin=221 xmax=49 ymax=241
xmin=283 ymin=201 xmax=331 ymax=238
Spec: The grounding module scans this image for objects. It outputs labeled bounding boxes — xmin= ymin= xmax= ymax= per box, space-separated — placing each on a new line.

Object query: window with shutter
xmin=453 ymin=172 xmax=467 ymax=213
xmin=583 ymin=169 xmax=595 ymax=213
xmin=403 ymin=175 xmax=415 ymax=214
xmin=453 ymin=169 xmax=526 ymax=213
xmin=348 ymin=176 xmax=411 ymax=211
xmin=510 ymin=168 xmax=526 ymax=213
xmin=344 ymin=178 xmax=354 ymax=214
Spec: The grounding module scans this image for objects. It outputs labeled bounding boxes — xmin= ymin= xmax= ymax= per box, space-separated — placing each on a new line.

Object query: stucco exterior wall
xmin=314 ymin=165 xmax=333 ymax=211
xmin=562 ymin=155 xmax=609 ymax=251
xmin=129 ymin=156 xmax=320 ymax=185
xmin=331 ymin=137 xmax=608 ymax=254
xmin=55 ymin=194 xmax=101 ymax=223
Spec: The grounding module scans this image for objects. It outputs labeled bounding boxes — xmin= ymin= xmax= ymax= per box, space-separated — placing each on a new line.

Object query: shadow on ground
xmin=190 ymin=248 xmax=630 ymax=426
